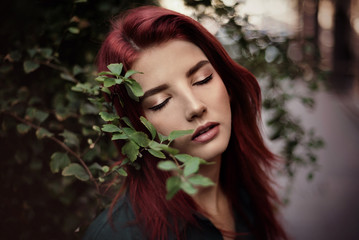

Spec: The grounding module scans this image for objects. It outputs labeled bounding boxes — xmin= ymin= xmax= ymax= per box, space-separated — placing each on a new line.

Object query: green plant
xmin=75 ymin=63 xmax=215 ymax=200
xmin=1 ymin=1 xmax=160 ymax=238
xmin=0 ymin=0 xmax=326 ymax=238
xmin=186 ymin=0 xmax=325 ymax=189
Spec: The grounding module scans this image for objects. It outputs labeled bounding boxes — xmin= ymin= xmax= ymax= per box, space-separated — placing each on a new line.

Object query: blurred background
xmin=1 ymin=0 xmax=358 ymax=239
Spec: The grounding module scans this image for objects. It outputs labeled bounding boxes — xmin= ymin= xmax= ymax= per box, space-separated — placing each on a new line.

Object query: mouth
xmin=192 ymin=122 xmax=220 ymax=142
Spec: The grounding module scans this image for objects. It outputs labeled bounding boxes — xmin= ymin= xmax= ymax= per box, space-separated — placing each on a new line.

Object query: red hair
xmin=97 ymin=6 xmax=288 ymax=240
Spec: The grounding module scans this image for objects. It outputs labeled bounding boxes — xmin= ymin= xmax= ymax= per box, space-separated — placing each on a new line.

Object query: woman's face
xmin=131 ymin=40 xmax=231 ymax=162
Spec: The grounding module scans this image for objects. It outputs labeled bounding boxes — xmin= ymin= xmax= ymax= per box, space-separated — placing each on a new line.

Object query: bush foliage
xmin=0 ymin=0 xmax=324 ymax=238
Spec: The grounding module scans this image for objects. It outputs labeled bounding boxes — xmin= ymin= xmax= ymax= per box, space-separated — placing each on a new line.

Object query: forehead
xmin=131 ymin=40 xmax=208 ymax=88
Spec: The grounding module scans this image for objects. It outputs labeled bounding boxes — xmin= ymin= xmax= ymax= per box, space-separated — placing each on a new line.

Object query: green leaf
xmin=148 ymin=149 xmax=166 ymax=159
xmin=92 ymin=125 xmax=101 ymax=132
xmin=9 ymin=50 xmax=22 ymax=61
xmin=124 ymin=69 xmax=141 ymax=78
xmin=112 ymin=133 xmax=128 ymax=140
xmin=102 ymin=166 xmax=110 ymax=173
xmin=166 ymin=176 xmax=181 ymax=200
xmin=71 ymin=83 xmax=85 ymax=92
xmin=27 ymin=49 xmax=37 ymax=58
xmin=101 ymin=87 xmax=111 ymax=95
xmin=122 ymin=127 xmax=136 ymax=136
xmin=107 ymin=63 xmax=123 ymax=76
xmin=158 ymin=133 xmax=168 ymax=143
xmin=180 ymin=181 xmax=198 ymax=195
xmin=307 ymin=172 xmax=314 ymax=180
xmin=120 ymin=158 xmax=130 ymax=167
xmin=17 ymin=87 xmax=30 ymax=102
xmin=17 ymin=124 xmax=31 ymax=134
xmin=104 ymin=78 xmax=116 ymax=88
xmin=122 ymin=117 xmax=134 ymax=129
xmin=80 ymin=103 xmax=99 ymax=115
xmin=129 ymin=132 xmax=150 ymax=147
xmin=98 ymin=71 xmax=114 ymax=76
xmin=68 ymin=27 xmax=80 ymax=34
xmin=174 ymin=154 xmax=192 ymax=163
xmin=148 ymin=141 xmax=178 ymax=154
xmin=99 ymin=112 xmax=119 ymax=121
xmin=36 ymin=128 xmax=53 ymax=139
xmin=60 ymin=73 xmax=75 ymax=82
xmin=168 ymin=129 xmax=194 ymax=141
xmin=102 ymin=124 xmax=121 ymax=133
xmin=39 ymin=48 xmax=53 ymax=58
xmin=60 ymin=130 xmax=79 ymax=147
xmin=62 ymin=163 xmax=89 ymax=181
xmin=160 ymin=145 xmax=179 ymax=155
xmin=88 ymin=163 xmax=103 ymax=173
xmin=125 ymin=84 xmax=139 ymax=102
xmin=23 ymin=60 xmax=40 ymax=73
xmin=28 ymin=96 xmax=41 ymax=105
xmin=73 ymin=65 xmax=83 ymax=75
xmin=54 ymin=108 xmax=72 ymax=121
xmin=121 ymin=140 xmax=139 ymax=162
xmin=188 ymin=175 xmax=215 ymax=187
xmin=115 ymin=78 xmax=124 ymax=85
xmin=95 ymin=76 xmax=105 ymax=82
xmin=183 ymin=157 xmax=201 ymax=177
xmin=34 ymin=110 xmax=49 ymax=123
xmin=124 ymin=80 xmax=144 ymax=101
xmin=140 ymin=116 xmax=156 ymax=139
xmin=158 ymin=161 xmax=178 ymax=171
xmin=148 ymin=141 xmax=162 ymax=151
xmin=50 ymin=152 xmax=71 ymax=173
xmin=116 ymin=167 xmax=128 ymax=177
xmin=128 ymin=80 xmax=144 ymax=98
xmin=26 ymin=107 xmax=49 ymax=123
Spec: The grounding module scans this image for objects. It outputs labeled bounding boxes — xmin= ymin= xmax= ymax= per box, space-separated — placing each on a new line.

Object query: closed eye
xmin=148 ymin=97 xmax=171 ymax=111
xmin=193 ymin=74 xmax=213 ymax=86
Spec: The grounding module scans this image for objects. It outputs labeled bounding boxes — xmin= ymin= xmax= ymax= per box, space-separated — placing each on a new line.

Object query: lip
xmin=192 ymin=122 xmax=220 ymax=143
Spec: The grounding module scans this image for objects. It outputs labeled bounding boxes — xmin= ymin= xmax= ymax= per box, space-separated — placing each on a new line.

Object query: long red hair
xmin=97 ymin=6 xmax=288 ymax=240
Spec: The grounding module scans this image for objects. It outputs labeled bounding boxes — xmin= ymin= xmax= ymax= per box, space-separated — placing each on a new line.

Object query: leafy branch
xmin=93 ymin=63 xmax=215 ymax=199
xmin=6 ymin=49 xmax=213 ymax=200
xmin=3 ymin=110 xmax=100 ymax=192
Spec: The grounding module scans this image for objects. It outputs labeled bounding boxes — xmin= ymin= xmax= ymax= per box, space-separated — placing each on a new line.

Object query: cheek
xmin=214 ymin=82 xmax=231 ymax=115
xmin=144 ymin=112 xmax=188 ymax=150
xmin=143 ymin=113 xmax=174 ymax=137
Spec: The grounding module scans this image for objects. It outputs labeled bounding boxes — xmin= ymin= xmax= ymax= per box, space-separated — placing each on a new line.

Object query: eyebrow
xmin=141 ymin=60 xmax=210 ymax=101
xmin=141 ymin=84 xmax=169 ymax=101
xmin=186 ymin=60 xmax=210 ymax=78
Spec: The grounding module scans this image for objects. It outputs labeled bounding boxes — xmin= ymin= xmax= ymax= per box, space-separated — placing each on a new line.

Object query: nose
xmin=184 ymin=92 xmax=207 ymax=121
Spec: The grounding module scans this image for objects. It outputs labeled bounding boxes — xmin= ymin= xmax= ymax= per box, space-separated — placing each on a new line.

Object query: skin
xmin=131 ymin=40 xmax=235 ymax=237
xmin=132 ymin=40 xmax=232 ymax=162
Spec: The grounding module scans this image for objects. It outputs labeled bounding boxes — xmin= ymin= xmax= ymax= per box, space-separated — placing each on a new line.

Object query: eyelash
xmin=193 ymin=73 xmax=213 ymax=86
xmin=149 ymin=97 xmax=171 ymax=111
xmin=148 ymin=74 xmax=213 ymax=111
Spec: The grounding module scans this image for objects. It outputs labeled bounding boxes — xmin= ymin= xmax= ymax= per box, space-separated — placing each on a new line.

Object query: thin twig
xmin=80 ymin=132 xmax=103 ymax=158
xmin=39 ymin=60 xmax=78 ymax=83
xmin=3 ymin=111 xmax=100 ymax=192
xmin=169 ymin=154 xmax=181 ymax=168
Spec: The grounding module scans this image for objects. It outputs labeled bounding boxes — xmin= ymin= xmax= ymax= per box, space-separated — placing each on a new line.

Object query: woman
xmin=84 ymin=5 xmax=288 ymax=240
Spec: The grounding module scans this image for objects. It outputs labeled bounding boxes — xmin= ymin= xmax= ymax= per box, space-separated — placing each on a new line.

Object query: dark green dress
xmin=83 ymin=194 xmax=254 ymax=240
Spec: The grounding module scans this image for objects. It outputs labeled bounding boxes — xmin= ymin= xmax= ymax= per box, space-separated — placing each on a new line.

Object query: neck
xmin=191 ymin=155 xmax=225 ymax=214
xmin=191 ymin=155 xmax=236 ymax=235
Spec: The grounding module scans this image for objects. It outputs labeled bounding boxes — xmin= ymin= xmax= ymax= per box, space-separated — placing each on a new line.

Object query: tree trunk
xmin=332 ymin=0 xmax=354 ymax=92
